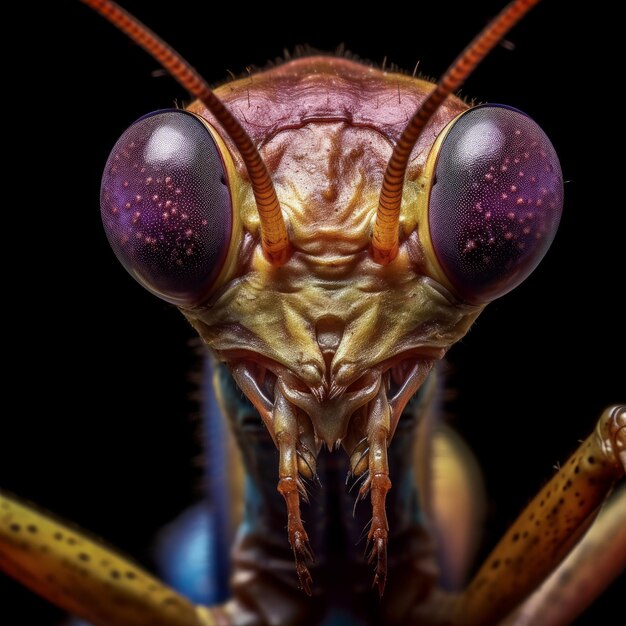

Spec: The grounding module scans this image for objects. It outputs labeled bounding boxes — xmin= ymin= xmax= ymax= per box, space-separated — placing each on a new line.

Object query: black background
xmin=2 ymin=1 xmax=623 ymax=623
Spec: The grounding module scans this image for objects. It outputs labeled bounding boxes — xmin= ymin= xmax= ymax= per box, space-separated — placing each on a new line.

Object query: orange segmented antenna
xmin=81 ymin=0 xmax=290 ymax=264
xmin=371 ymin=0 xmax=540 ymax=264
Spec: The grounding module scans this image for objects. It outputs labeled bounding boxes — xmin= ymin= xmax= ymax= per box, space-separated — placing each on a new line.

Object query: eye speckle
xmin=101 ymin=110 xmax=233 ymax=305
xmin=428 ymin=105 xmax=563 ymax=302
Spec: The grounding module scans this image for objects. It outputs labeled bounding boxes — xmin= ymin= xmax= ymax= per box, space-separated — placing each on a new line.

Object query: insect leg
xmin=450 ymin=404 xmax=626 ymax=625
xmin=273 ymin=386 xmax=314 ymax=595
xmin=501 ymin=483 xmax=626 ymax=626
xmin=359 ymin=383 xmax=391 ymax=596
xmin=0 ymin=492 xmax=229 ymax=626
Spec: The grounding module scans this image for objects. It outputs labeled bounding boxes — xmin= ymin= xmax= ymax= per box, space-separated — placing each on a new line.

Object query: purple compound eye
xmin=428 ymin=105 xmax=563 ymax=303
xmin=101 ymin=110 xmax=232 ymax=305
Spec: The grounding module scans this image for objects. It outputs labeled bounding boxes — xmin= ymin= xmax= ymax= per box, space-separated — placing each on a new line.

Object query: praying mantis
xmin=2 ymin=0 xmax=620 ymax=620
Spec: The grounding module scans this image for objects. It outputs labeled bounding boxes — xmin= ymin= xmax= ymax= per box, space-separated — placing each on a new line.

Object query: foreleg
xmin=502 ymin=483 xmax=626 ymax=625
xmin=456 ymin=405 xmax=625 ymax=625
xmin=0 ymin=491 xmax=229 ymax=626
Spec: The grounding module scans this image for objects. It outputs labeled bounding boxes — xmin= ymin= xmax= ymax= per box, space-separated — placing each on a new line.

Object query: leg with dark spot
xmin=0 ymin=490 xmax=230 ymax=626
xmin=448 ymin=405 xmax=626 ymax=625
xmin=501 ymin=485 xmax=626 ymax=626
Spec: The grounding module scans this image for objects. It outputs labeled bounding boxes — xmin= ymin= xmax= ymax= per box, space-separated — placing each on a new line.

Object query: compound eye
xmin=428 ymin=105 xmax=563 ymax=303
xmin=100 ymin=110 xmax=233 ymax=305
